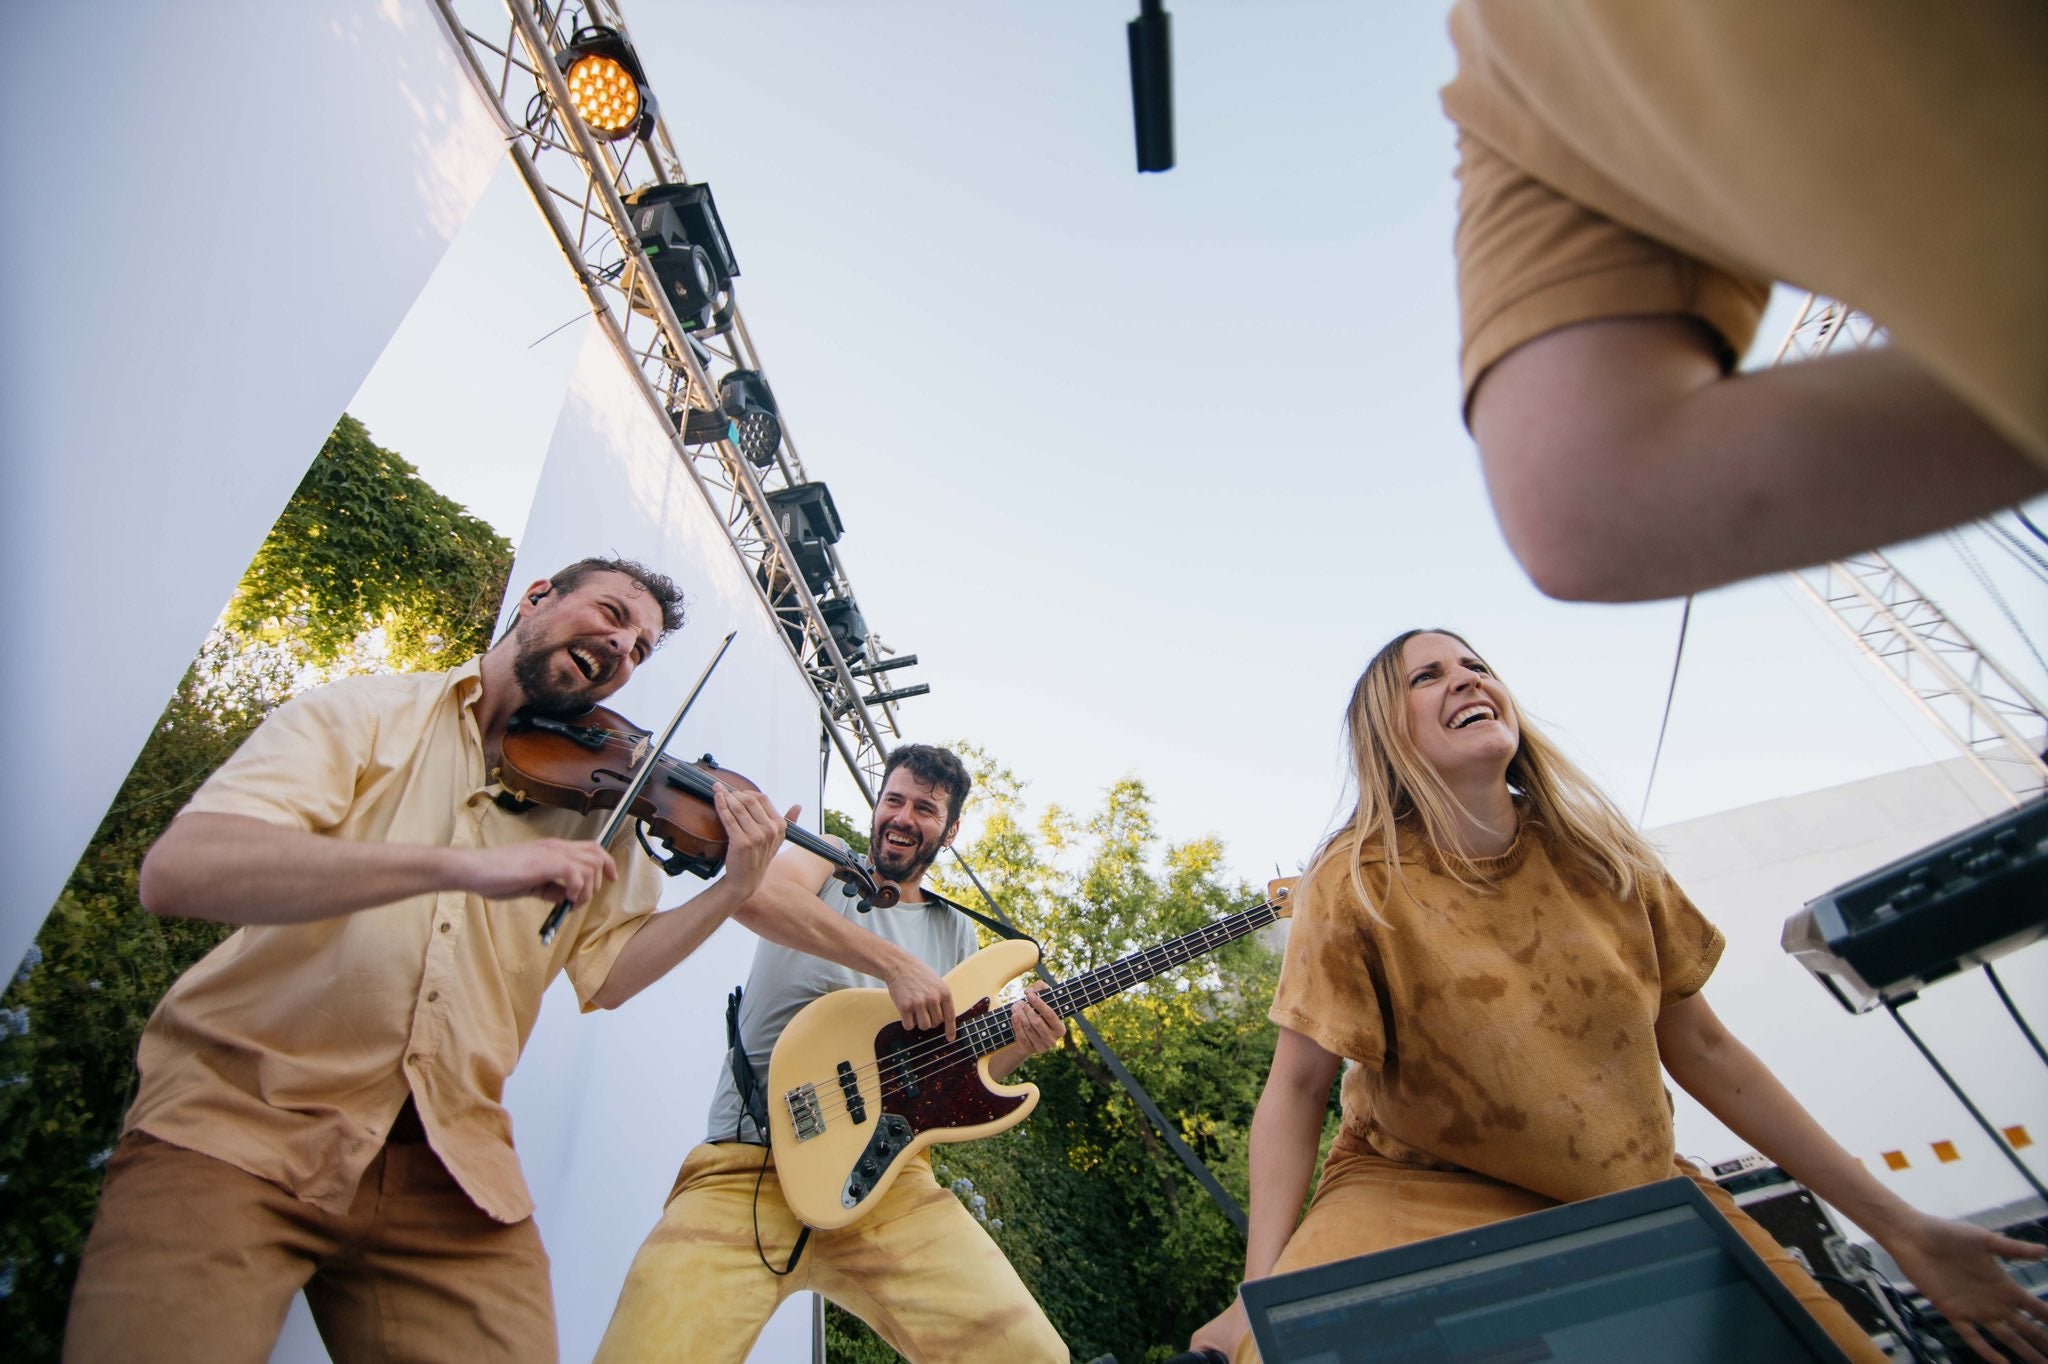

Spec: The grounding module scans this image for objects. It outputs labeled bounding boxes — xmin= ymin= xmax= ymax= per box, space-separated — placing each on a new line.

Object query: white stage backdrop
xmin=269 ymin=330 xmax=830 ymax=1362
xmin=0 ymin=0 xmax=502 ymax=977
xmin=1656 ymin=760 xmax=2048 ymax=1222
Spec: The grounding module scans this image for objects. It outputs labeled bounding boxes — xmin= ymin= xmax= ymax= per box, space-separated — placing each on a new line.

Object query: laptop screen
xmin=1241 ymin=1179 xmax=1851 ymax=1364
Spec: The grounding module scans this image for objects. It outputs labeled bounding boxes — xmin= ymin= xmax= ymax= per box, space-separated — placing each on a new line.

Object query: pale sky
xmin=355 ymin=0 xmax=2048 ymax=891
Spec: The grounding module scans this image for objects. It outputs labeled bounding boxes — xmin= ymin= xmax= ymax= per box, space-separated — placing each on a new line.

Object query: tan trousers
xmin=595 ymin=1142 xmax=1067 ymax=1363
xmin=64 ymin=1131 xmax=555 ymax=1364
xmin=1235 ymin=1138 xmax=1885 ymax=1363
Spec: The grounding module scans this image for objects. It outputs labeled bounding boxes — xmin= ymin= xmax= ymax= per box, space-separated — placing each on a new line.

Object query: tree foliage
xmin=826 ymin=750 xmax=1338 ymax=1363
xmin=229 ymin=413 xmax=512 ymax=671
xmin=0 ymin=415 xmax=512 ymax=1358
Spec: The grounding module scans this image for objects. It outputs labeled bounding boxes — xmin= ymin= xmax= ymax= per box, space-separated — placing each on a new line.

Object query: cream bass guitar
xmin=766 ymin=880 xmax=1293 ymax=1230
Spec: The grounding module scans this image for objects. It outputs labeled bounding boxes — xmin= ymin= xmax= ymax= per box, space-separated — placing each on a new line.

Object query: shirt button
xmin=407 ymin=1054 xmax=423 ymax=1067
xmin=427 ymin=990 xmax=441 ymax=1003
xmin=438 ymin=922 xmax=451 ymax=933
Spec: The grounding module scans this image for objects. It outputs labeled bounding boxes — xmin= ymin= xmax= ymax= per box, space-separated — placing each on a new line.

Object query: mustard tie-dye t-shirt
xmin=1270 ymin=817 xmax=1722 ymax=1205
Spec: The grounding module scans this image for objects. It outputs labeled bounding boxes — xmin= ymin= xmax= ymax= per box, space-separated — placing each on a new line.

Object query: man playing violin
xmin=593 ymin=742 xmax=1070 ymax=1363
xmin=65 ymin=557 xmax=793 ymax=1364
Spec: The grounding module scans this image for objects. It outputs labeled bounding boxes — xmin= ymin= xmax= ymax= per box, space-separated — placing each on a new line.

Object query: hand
xmin=713 ymin=784 xmax=794 ymax=902
xmin=1188 ymin=1296 xmax=1248 ymax=1362
xmin=886 ymin=958 xmax=956 ymax=1039
xmin=1007 ymin=983 xmax=1063 ymax=1056
xmin=453 ymin=839 xmax=617 ymax=907
xmin=1880 ymin=1211 xmax=2048 ymax=1363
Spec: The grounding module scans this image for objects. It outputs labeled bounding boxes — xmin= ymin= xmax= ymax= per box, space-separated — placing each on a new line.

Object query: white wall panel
xmin=276 ymin=329 xmax=829 ymax=1362
xmin=509 ymin=324 xmax=830 ymax=1364
xmin=0 ymin=0 xmax=503 ymax=976
xmin=1654 ymin=761 xmax=2048 ymax=1224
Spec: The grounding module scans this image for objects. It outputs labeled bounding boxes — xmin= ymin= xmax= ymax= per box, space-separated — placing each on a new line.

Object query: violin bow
xmin=538 ymin=630 xmax=738 ymax=943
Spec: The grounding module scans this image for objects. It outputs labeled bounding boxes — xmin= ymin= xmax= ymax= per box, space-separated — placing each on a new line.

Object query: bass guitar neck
xmin=767 ymin=881 xmax=1293 ymax=1230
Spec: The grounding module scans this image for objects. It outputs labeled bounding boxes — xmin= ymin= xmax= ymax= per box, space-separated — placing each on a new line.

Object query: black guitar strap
xmin=726 ymin=986 xmax=809 ymax=1276
xmin=922 ymin=887 xmax=1039 ymax=950
xmin=932 ymin=856 xmax=1252 ymax=1235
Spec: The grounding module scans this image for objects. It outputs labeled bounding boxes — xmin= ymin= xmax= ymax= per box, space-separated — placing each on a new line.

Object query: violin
xmin=496 ymin=704 xmax=900 ymax=909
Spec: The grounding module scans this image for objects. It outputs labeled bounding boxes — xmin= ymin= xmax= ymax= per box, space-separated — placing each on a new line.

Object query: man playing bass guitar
xmin=595 ymin=742 xmax=1070 ymax=1363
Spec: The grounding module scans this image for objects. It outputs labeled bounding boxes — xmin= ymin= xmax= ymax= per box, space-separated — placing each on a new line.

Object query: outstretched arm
xmin=1657 ymin=992 xmax=2048 ymax=1364
xmin=733 ymin=847 xmax=958 ymax=1038
xmin=591 ymin=786 xmax=791 ymax=1009
xmin=141 ymin=812 xmax=621 ymax=926
xmin=1189 ymin=1026 xmax=1342 ymax=1360
xmin=1471 ymin=316 xmax=2044 ymax=602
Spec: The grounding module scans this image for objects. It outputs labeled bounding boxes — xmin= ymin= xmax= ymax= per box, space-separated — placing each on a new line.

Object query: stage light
xmin=555 ymin=26 xmax=656 ymax=143
xmin=764 ymin=482 xmax=844 ymax=596
xmin=719 ymin=370 xmax=783 ymax=468
xmin=818 ymin=598 xmax=868 ymax=662
xmin=623 ymin=182 xmax=740 ymax=335
xmin=670 ymin=404 xmax=733 ymax=445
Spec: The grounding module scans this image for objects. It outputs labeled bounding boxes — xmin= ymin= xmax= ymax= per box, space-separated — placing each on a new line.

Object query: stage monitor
xmin=1240 ymin=1177 xmax=1852 ymax=1363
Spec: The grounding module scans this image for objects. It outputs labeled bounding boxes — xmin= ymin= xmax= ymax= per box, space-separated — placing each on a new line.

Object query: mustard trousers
xmin=65 ymin=1131 xmax=555 ymax=1364
xmin=595 ymin=1142 xmax=1067 ymax=1363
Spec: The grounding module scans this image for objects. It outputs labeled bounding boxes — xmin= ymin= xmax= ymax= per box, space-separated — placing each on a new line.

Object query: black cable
xmin=1638 ymin=595 xmax=1693 ymax=826
xmin=750 ymin=1141 xmax=808 ymax=1277
xmin=1887 ymin=1001 xmax=2048 ymax=1201
xmin=1946 ymin=530 xmax=2048 ymax=676
xmin=1985 ymin=963 xmax=2048 ymax=1070
xmin=2017 ymin=506 xmax=2048 ymax=548
xmin=1984 ymin=518 xmax=2048 ymax=585
xmin=944 ymin=851 xmax=1251 ymax=1235
xmin=1810 ymin=1273 xmax=1934 ymax=1364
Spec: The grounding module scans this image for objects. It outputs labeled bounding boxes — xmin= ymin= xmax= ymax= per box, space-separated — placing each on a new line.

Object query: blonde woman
xmin=1190 ymin=630 xmax=2047 ymax=1364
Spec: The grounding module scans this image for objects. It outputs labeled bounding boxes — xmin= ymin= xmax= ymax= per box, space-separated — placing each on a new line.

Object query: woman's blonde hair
xmin=1306 ymin=628 xmax=1663 ymax=917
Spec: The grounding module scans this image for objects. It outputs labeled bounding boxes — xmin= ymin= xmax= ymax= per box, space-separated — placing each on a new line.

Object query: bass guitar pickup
xmin=837 ymin=1060 xmax=867 ymax=1125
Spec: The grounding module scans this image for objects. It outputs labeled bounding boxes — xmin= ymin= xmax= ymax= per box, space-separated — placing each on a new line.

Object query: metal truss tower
xmin=1772 ymin=295 xmax=2048 ymax=804
xmin=428 ymin=0 xmax=916 ymax=802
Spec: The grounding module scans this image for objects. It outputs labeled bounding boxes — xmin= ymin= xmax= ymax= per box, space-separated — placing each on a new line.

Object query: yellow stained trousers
xmin=595 ymin=1142 xmax=1066 ymax=1363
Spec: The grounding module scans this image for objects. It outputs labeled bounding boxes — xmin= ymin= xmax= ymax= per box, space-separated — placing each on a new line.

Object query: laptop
xmin=1239 ymin=1177 xmax=1855 ymax=1363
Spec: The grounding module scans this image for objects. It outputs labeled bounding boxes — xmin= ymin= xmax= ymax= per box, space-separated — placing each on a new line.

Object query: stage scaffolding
xmin=1772 ymin=297 xmax=2048 ymax=804
xmin=427 ymin=0 xmax=912 ymax=804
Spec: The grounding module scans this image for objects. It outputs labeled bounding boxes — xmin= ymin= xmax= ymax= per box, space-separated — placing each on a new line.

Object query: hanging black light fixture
xmin=818 ymin=597 xmax=868 ymax=662
xmin=623 ymin=182 xmax=740 ymax=335
xmin=555 ymin=26 xmax=657 ymax=143
xmin=719 ymin=370 xmax=783 ymax=468
xmin=764 ymin=482 xmax=844 ymax=596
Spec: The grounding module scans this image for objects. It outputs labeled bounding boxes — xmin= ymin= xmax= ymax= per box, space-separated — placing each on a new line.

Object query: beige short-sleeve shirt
xmin=125 ymin=659 xmax=665 ymax=1221
xmin=1442 ymin=0 xmax=2048 ymax=466
xmin=1270 ymin=820 xmax=1722 ymax=1205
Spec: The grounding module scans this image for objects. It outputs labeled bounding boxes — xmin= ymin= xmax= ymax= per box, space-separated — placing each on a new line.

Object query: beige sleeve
xmin=1268 ymin=866 xmax=1389 ymax=1068
xmin=1645 ymin=872 xmax=1725 ymax=1005
xmin=562 ymin=845 xmax=669 ymax=1010
xmin=182 ymin=681 xmax=376 ymax=832
xmin=1451 ymin=127 xmax=1770 ymax=411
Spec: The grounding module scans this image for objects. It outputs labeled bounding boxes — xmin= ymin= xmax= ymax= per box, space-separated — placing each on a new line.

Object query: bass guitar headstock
xmin=1266 ymin=875 xmax=1297 ymax=919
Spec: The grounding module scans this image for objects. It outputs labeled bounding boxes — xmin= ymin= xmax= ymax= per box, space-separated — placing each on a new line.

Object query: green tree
xmin=0 ymin=415 xmax=512 ymax=1358
xmin=825 ymin=750 xmax=1333 ymax=1363
xmin=822 ymin=808 xmax=871 ymax=856
xmin=229 ymin=412 xmax=511 ymax=671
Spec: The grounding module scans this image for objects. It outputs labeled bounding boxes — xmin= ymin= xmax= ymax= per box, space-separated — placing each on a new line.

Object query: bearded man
xmin=594 ymin=743 xmax=1070 ymax=1363
xmin=65 ymin=557 xmax=793 ymax=1364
